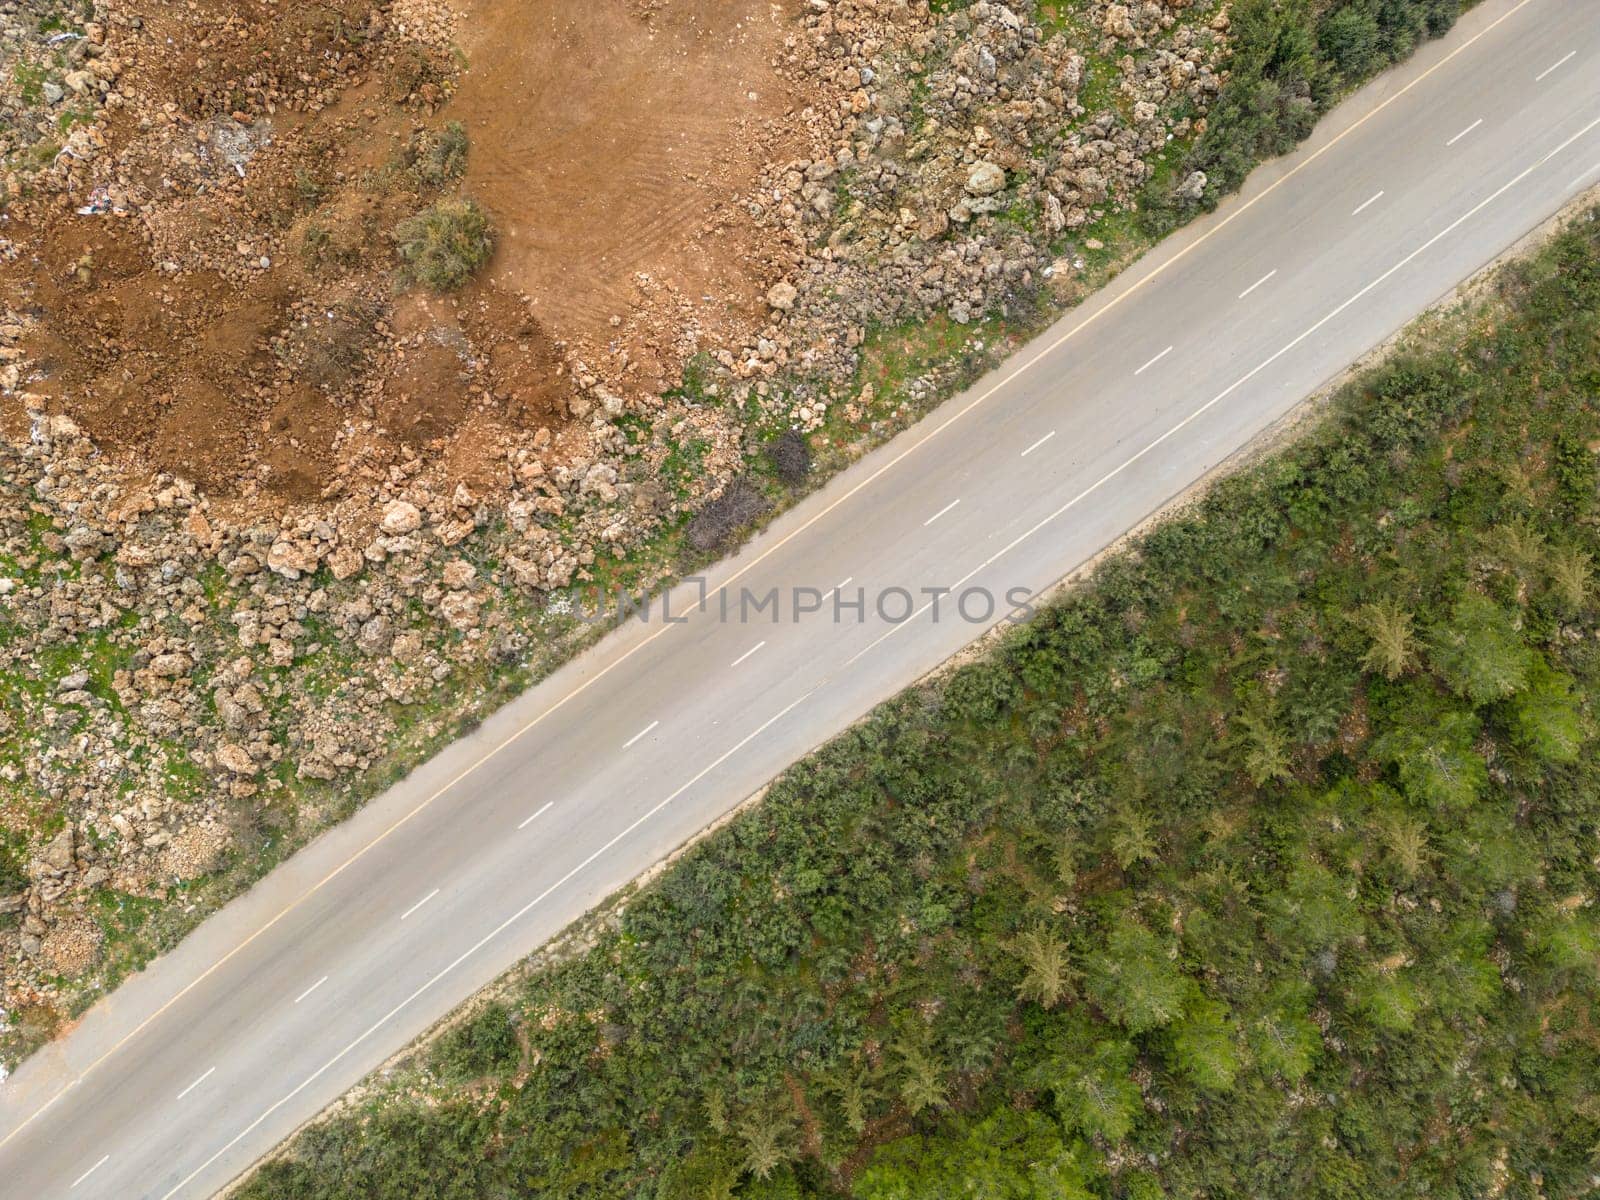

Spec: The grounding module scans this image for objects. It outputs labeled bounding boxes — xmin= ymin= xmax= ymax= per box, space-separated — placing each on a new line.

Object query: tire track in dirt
xmin=454 ymin=0 xmax=804 ymax=380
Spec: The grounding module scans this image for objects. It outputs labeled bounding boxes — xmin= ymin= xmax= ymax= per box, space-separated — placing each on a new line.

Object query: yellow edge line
xmin=0 ymin=0 xmax=1539 ymax=1151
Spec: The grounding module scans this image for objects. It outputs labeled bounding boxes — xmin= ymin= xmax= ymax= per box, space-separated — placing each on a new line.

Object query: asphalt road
xmin=3 ymin=1 xmax=1599 ymax=1195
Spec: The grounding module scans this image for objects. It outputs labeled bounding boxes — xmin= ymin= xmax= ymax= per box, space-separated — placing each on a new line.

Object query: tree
xmin=1506 ymin=661 xmax=1585 ymax=764
xmin=1354 ymin=596 xmax=1417 ymax=680
xmin=1267 ymin=859 xmax=1363 ymax=953
xmin=1374 ymin=707 xmax=1487 ymax=809
xmin=1169 ymin=997 xmax=1243 ymax=1092
xmin=1109 ymin=806 xmax=1159 ymax=870
xmin=855 ymin=1109 xmax=1097 ymax=1200
xmin=1547 ymin=544 xmax=1592 ymax=615
xmin=1319 ymin=5 xmax=1383 ymax=79
xmin=1374 ymin=808 xmax=1430 ymax=882
xmin=1428 ymin=594 xmax=1533 ymax=704
xmin=1010 ymin=924 xmax=1077 ymax=1009
xmin=895 ymin=1037 xmax=948 ymax=1116
xmin=1352 ymin=964 xmax=1425 ymax=1032
xmin=1248 ymin=997 xmax=1322 ymax=1082
xmin=737 ymin=1106 xmax=795 ymax=1180
xmin=1235 ymin=708 xmax=1293 ymax=786
xmin=1488 ymin=517 xmax=1548 ymax=580
xmin=1043 ymin=1037 xmax=1145 ymax=1142
xmin=822 ymin=1057 xmax=880 ymax=1136
xmin=1086 ymin=922 xmax=1191 ymax=1034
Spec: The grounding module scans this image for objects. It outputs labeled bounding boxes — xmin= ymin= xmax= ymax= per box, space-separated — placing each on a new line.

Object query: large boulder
xmin=965 ymin=161 xmax=1007 ymax=196
xmin=380 ymin=499 xmax=423 ymax=535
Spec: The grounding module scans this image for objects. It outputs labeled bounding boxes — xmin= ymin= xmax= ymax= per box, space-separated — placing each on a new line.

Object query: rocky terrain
xmin=0 ymin=0 xmax=1228 ymax=1067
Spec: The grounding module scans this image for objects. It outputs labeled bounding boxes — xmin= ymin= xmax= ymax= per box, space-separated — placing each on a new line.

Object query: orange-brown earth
xmin=1 ymin=0 xmax=804 ymax=510
xmin=460 ymin=0 xmax=802 ymax=395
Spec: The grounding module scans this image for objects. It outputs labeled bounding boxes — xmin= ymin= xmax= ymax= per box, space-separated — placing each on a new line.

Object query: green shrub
xmin=431 ymin=1002 xmax=520 ymax=1082
xmin=394 ymin=198 xmax=494 ymax=291
xmin=407 ymin=121 xmax=470 ymax=187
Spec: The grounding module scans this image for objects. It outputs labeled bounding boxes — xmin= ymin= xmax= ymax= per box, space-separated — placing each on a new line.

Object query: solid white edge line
xmin=517 ymin=802 xmax=554 ymax=831
xmin=1446 ymin=117 xmax=1484 ymax=146
xmin=399 ymin=889 xmax=439 ymax=922
xmin=72 ymin=1156 xmax=109 ymax=1188
xmin=1238 ymin=269 xmax=1278 ymax=299
xmin=1536 ymin=50 xmax=1576 ymax=81
xmin=730 ymin=641 xmax=767 ymax=668
xmin=1020 ymin=430 xmax=1057 ymax=457
xmin=292 ymin=976 xmax=328 ymax=1005
xmin=622 ymin=720 xmax=659 ymax=749
xmin=842 ymin=113 xmax=1600 ymax=674
xmin=1573 ymin=162 xmax=1600 ymax=188
xmin=834 ymin=577 xmax=853 ymax=591
xmin=1352 ymin=189 xmax=1385 ymax=216
xmin=176 ymin=1067 xmax=216 ymax=1101
xmin=924 ymin=499 xmax=961 ymax=527
xmin=159 ymin=687 xmax=820 ymax=1200
xmin=1133 ymin=345 xmax=1174 ymax=375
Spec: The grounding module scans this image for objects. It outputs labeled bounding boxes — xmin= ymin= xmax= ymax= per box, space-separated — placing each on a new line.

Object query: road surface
xmin=3 ymin=0 xmax=1598 ymax=1194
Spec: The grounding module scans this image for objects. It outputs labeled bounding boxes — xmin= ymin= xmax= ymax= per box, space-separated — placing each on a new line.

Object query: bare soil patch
xmin=1 ymin=0 xmax=802 ymax=510
xmin=457 ymin=0 xmax=803 ymax=395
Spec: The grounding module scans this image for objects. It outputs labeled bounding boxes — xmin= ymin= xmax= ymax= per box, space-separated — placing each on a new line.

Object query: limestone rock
xmin=380 ymin=500 xmax=423 ymax=535
xmin=965 ymin=161 xmax=1006 ymax=196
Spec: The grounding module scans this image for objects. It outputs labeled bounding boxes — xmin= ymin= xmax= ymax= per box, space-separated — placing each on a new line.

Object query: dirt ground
xmin=459 ymin=0 xmax=802 ymax=395
xmin=1 ymin=0 xmax=803 ymax=509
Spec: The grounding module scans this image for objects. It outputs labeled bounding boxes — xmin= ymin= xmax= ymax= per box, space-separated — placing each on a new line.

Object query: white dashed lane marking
xmin=1536 ymin=50 xmax=1576 ymax=81
xmin=399 ymin=890 xmax=439 ymax=922
xmin=1238 ymin=269 xmax=1277 ymax=299
xmin=517 ymin=802 xmax=554 ymax=830
xmin=1133 ymin=346 xmax=1173 ymax=376
xmin=1020 ymin=431 xmax=1056 ymax=457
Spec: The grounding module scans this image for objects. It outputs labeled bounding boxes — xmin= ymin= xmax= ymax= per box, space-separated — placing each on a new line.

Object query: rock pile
xmin=0 ymin=3 xmax=115 ymax=203
xmin=720 ymin=0 xmax=1226 ymax=429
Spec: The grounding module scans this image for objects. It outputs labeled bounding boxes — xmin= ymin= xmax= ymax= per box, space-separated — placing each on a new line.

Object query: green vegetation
xmin=0 ymin=835 xmax=26 ymax=895
xmin=394 ymin=197 xmax=494 ymax=291
xmin=403 ymin=120 xmax=470 ymax=187
xmin=242 ymin=214 xmax=1600 ymax=1200
xmin=1141 ymin=0 xmax=1471 ymax=233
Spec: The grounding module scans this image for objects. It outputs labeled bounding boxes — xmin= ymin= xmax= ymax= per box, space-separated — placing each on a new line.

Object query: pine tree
xmin=1170 ymin=997 xmax=1242 ymax=1092
xmin=896 ymin=1038 xmax=948 ymax=1115
xmin=1236 ymin=709 xmax=1292 ymax=786
xmin=1488 ymin=517 xmax=1547 ymax=579
xmin=1547 ymin=543 xmax=1592 ymax=615
xmin=1087 ymin=922 xmax=1191 ymax=1034
xmin=737 ymin=1107 xmax=794 ymax=1180
xmin=1010 ymin=923 xmax=1078 ymax=1008
xmin=1109 ymin=805 xmax=1158 ymax=870
xmin=1429 ymin=594 xmax=1533 ymax=704
xmin=1375 ymin=810 xmax=1430 ymax=882
xmin=1355 ymin=596 xmax=1417 ymax=680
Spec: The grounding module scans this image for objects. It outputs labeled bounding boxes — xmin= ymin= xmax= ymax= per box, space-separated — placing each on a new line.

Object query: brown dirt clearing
xmin=457 ymin=0 xmax=803 ymax=395
xmin=3 ymin=0 xmax=805 ymax=510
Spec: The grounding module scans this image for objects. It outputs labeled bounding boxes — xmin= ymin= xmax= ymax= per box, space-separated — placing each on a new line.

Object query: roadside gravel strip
xmin=3 ymin=1 xmax=1599 ymax=1195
